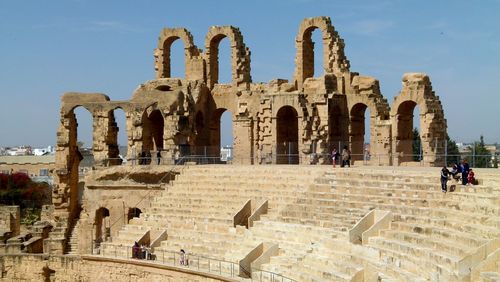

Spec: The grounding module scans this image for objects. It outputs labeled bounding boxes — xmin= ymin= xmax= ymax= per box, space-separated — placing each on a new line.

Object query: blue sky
xmin=0 ymin=0 xmax=499 ymax=148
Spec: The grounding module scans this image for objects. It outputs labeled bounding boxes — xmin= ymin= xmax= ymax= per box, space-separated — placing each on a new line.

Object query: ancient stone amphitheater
xmin=1 ymin=17 xmax=498 ymax=282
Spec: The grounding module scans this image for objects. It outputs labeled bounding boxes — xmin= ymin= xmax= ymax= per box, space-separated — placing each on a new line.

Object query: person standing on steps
xmin=460 ymin=159 xmax=470 ymax=185
xmin=440 ymin=166 xmax=450 ymax=193
xmin=156 ymin=149 xmax=162 ymax=165
xmin=341 ymin=146 xmax=351 ymax=168
xmin=331 ymin=147 xmax=339 ymax=168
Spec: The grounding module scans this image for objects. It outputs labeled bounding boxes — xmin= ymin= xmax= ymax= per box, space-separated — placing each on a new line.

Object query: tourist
xmin=331 ymin=148 xmax=339 ymax=168
xmin=467 ymin=169 xmax=476 ymax=185
xmin=440 ymin=166 xmax=450 ymax=193
xmin=460 ymin=159 xmax=470 ymax=185
xmin=179 ymin=249 xmax=187 ymax=265
xmin=156 ymin=150 xmax=162 ymax=165
xmin=341 ymin=146 xmax=351 ymax=168
xmin=132 ymin=241 xmax=140 ymax=259
xmin=450 ymin=163 xmax=461 ymax=181
xmin=145 ymin=151 xmax=152 ymax=165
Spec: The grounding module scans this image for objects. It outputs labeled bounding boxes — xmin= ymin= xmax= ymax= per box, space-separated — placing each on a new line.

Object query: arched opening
xmin=302 ymin=26 xmax=325 ymax=81
xmin=350 ymin=103 xmax=371 ymax=162
xmin=94 ymin=207 xmax=110 ymax=245
xmin=162 ymin=37 xmax=186 ymax=78
xmin=141 ymin=109 xmax=164 ymax=164
xmin=111 ymin=108 xmax=127 ymax=165
xmin=73 ymin=107 xmax=94 ymax=170
xmin=276 ymin=106 xmax=299 ymax=164
xmin=395 ymin=100 xmax=421 ymax=162
xmin=328 ymin=97 xmax=349 ymax=153
xmin=209 ymin=35 xmax=232 ymax=85
xmin=127 ymin=207 xmax=142 ymax=223
xmin=169 ymin=38 xmax=186 ymax=78
xmin=206 ymin=109 xmax=233 ymax=163
xmin=194 ymin=111 xmax=209 ymax=153
xmin=220 ymin=110 xmax=233 ymax=162
xmin=311 ymin=28 xmax=324 ymax=77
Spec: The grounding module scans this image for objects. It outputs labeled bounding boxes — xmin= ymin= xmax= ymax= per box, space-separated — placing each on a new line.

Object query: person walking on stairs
xmin=440 ymin=166 xmax=450 ymax=193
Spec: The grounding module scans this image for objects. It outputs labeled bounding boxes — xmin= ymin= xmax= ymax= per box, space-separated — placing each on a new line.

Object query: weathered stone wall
xmin=0 ymin=206 xmax=20 ymax=237
xmin=48 ymin=16 xmax=448 ymax=250
xmin=0 ymin=255 xmax=234 ymax=281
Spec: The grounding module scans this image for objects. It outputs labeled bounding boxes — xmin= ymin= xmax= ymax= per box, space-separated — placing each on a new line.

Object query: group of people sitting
xmin=440 ymin=159 xmax=476 ymax=193
xmin=132 ymin=242 xmax=155 ymax=260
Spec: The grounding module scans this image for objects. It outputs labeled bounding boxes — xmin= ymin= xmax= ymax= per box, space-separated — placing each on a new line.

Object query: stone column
xmin=233 ymin=116 xmax=254 ymax=164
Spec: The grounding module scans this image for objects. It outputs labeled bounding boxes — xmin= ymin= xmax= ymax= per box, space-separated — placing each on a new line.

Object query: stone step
xmin=390 ymin=220 xmax=488 ymax=248
xmin=369 ymin=236 xmax=460 ymax=273
xmin=380 ymin=229 xmax=472 ymax=257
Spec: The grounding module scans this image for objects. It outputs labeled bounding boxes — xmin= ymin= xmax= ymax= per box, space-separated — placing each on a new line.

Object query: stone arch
xmin=155 ymin=28 xmax=201 ymax=80
xmin=328 ymin=95 xmax=349 ymax=151
xmin=94 ymin=207 xmax=110 ymax=244
xmin=204 ymin=26 xmax=252 ymax=88
xmin=276 ymin=106 xmax=299 ymax=164
xmin=391 ymin=73 xmax=447 ymax=166
xmin=349 ymin=103 xmax=370 ymax=161
xmin=141 ymin=107 xmax=164 ymax=158
xmin=56 ymin=105 xmax=94 ymax=214
xmin=293 ymin=17 xmax=350 ymax=90
xmin=127 ymin=207 xmax=142 ymax=223
xmin=106 ymin=105 xmax=130 ymax=163
xmin=206 ymin=108 xmax=232 ymax=158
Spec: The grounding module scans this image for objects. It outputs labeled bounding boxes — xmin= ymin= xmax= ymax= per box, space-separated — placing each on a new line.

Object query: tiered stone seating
xmin=96 ymin=165 xmax=499 ymax=281
xmin=322 ymin=168 xmax=500 ymax=281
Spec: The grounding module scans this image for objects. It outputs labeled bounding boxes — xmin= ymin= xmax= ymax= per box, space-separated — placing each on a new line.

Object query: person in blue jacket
xmin=460 ymin=159 xmax=470 ymax=185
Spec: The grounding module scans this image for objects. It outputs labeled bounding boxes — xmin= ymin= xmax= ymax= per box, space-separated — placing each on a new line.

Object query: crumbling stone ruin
xmin=45 ymin=16 xmax=447 ymax=255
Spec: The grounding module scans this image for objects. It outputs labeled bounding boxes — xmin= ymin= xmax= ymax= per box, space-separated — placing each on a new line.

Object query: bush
xmin=20 ymin=208 xmax=41 ymax=226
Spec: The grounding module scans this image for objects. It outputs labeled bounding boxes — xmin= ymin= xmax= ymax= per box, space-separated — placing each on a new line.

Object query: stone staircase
xmin=65 ymin=221 xmax=80 ymax=255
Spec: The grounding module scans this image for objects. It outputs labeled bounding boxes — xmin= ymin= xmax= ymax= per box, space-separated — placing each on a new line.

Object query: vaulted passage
xmin=350 ymin=103 xmax=371 ymax=162
xmin=328 ymin=97 xmax=349 ymax=151
xmin=395 ymin=100 xmax=419 ymax=163
xmin=142 ymin=109 xmax=164 ymax=155
xmin=94 ymin=207 xmax=110 ymax=245
xmin=127 ymin=208 xmax=142 ymax=223
xmin=276 ymin=106 xmax=299 ymax=164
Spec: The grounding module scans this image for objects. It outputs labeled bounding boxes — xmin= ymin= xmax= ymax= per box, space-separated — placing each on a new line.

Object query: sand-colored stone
xmin=6 ymin=16 xmax=498 ymax=282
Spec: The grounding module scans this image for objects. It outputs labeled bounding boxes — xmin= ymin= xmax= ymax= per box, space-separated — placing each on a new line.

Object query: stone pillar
xmin=92 ymin=111 xmax=109 ymax=167
xmin=233 ymin=116 xmax=254 ymax=164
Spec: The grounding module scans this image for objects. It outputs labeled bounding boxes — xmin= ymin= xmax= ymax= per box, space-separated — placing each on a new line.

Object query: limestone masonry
xmin=1 ymin=17 xmax=497 ymax=282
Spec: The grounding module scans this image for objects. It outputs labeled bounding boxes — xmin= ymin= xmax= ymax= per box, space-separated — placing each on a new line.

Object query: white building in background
xmin=33 ymin=146 xmax=55 ymax=156
xmin=6 ymin=146 xmax=32 ymax=156
xmin=220 ymin=146 xmax=233 ymax=162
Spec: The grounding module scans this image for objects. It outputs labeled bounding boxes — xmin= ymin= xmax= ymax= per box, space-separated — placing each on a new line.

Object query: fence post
xmin=444 ymin=139 xmax=448 ymax=166
xmin=473 ymin=143 xmax=476 ymax=167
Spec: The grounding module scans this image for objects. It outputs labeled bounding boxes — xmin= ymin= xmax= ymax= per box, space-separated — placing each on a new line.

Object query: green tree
xmin=412 ymin=128 xmax=421 ymax=161
xmin=471 ymin=135 xmax=490 ymax=168
xmin=446 ymin=134 xmax=461 ymax=165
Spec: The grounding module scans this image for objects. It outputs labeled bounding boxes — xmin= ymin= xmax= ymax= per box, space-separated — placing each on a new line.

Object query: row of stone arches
xmin=66 ymin=105 xmax=235 ymax=167
xmin=154 ymin=17 xmax=349 ymax=90
xmin=154 ymin=26 xmax=251 ymax=87
xmin=67 ymin=99 xmax=426 ymax=166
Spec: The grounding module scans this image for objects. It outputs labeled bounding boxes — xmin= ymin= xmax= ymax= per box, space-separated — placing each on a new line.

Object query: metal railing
xmin=95 ymin=244 xmax=296 ymax=282
xmin=95 ymin=152 xmax=499 ymax=168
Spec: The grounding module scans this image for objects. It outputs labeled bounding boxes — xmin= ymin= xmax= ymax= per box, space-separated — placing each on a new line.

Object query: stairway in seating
xmin=65 ymin=220 xmax=80 ymax=255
